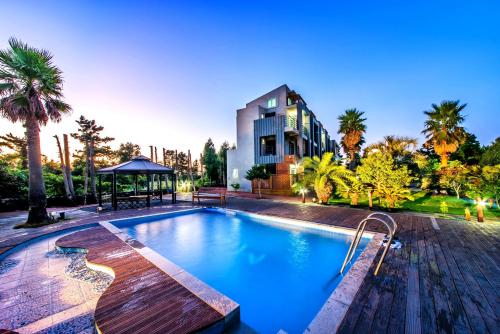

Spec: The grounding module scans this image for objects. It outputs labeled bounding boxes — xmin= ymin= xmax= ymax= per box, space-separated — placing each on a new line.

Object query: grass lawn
xmin=329 ymin=191 xmax=500 ymax=220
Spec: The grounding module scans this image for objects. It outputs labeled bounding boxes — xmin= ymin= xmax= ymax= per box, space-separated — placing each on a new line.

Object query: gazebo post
xmin=159 ymin=174 xmax=163 ymax=203
xmin=172 ymin=173 xmax=176 ymax=204
xmin=146 ymin=173 xmax=151 ymax=207
xmin=134 ymin=174 xmax=138 ymax=195
xmin=112 ymin=172 xmax=117 ymax=210
xmin=98 ymin=174 xmax=102 ymax=207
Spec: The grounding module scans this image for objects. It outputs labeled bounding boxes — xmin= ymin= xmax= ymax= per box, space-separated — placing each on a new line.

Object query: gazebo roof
xmin=97 ymin=155 xmax=174 ymax=174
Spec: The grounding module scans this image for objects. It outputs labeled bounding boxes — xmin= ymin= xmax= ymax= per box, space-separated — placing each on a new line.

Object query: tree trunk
xmin=258 ymin=179 xmax=262 ymax=199
xmin=351 ymin=193 xmax=359 ymax=206
xmin=188 ymin=150 xmax=195 ymax=192
xmin=83 ymin=143 xmax=89 ymax=205
xmin=63 ymin=134 xmax=75 ymax=197
xmin=54 ymin=135 xmax=71 ymax=199
xmin=25 ymin=116 xmax=49 ymax=224
xmin=440 ymin=153 xmax=448 ymax=167
xmin=368 ymin=190 xmax=373 ymax=209
xmin=349 ymin=150 xmax=356 ymax=170
xmin=89 ymin=139 xmax=97 ymax=200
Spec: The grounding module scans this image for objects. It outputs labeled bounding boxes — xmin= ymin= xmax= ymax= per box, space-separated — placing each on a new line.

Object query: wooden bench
xmin=192 ymin=187 xmax=227 ymax=205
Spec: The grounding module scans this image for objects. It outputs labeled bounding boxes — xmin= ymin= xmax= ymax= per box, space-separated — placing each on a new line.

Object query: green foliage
xmin=219 ymin=141 xmax=230 ymax=185
xmin=115 ymin=142 xmax=141 ymax=163
xmin=0 ymin=160 xmax=27 ymax=199
xmin=413 ymin=152 xmax=440 ymax=189
xmin=480 ymin=137 xmax=500 ymax=166
xmin=364 ymin=135 xmax=418 ymax=164
xmin=230 ymin=183 xmax=240 ymax=191
xmin=0 ymin=37 xmax=72 ymax=125
xmin=302 ymin=152 xmax=353 ymax=203
xmin=245 ymin=165 xmax=271 ymax=198
xmin=0 ymin=132 xmax=27 ymax=168
xmin=422 ymin=100 xmax=467 ymax=166
xmin=469 ymin=165 xmax=500 ymax=207
xmin=356 ymin=152 xmax=414 ymax=208
xmin=245 ymin=165 xmax=271 ymax=181
xmin=440 ymin=201 xmax=448 ymax=214
xmin=450 ymin=132 xmax=483 ymax=165
xmin=202 ymin=138 xmax=220 ymax=183
xmin=438 ymin=160 xmax=470 ymax=198
xmin=337 ymin=177 xmax=366 ymax=205
xmin=337 ymin=108 xmax=366 ymax=168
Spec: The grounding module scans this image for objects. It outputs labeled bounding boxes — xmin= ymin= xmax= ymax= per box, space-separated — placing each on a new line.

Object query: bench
xmin=192 ymin=187 xmax=227 ymax=205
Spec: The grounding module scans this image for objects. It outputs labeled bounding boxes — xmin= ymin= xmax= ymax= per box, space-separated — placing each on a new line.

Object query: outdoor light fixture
xmin=299 ymin=188 xmax=308 ymax=203
xmin=476 ymin=199 xmax=486 ymax=222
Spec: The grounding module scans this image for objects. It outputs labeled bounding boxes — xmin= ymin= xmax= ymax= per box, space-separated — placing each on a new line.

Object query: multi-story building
xmin=227 ymin=84 xmax=339 ymax=194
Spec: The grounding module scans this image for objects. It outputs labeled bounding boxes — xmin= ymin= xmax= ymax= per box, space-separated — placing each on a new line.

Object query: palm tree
xmin=0 ymin=38 xmax=71 ymax=225
xmin=338 ymin=108 xmax=366 ymax=169
xmin=302 ymin=152 xmax=353 ymax=203
xmin=365 ymin=135 xmax=418 ymax=162
xmin=422 ymin=100 xmax=466 ymax=167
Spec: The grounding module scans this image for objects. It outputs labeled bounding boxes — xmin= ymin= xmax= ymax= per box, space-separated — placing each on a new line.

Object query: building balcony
xmin=284 ymin=114 xmax=299 ymax=135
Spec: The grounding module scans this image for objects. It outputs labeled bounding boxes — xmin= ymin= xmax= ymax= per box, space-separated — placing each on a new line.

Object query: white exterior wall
xmin=227 ymin=85 xmax=288 ymax=192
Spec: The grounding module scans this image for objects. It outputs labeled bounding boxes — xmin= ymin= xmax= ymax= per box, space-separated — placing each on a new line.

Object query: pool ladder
xmin=340 ymin=212 xmax=397 ymax=276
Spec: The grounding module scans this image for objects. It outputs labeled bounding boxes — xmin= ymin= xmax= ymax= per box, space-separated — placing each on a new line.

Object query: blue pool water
xmin=116 ymin=209 xmax=370 ymax=333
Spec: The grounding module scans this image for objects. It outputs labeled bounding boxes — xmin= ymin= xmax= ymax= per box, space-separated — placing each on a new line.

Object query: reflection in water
xmin=120 ymin=211 xmax=370 ymax=334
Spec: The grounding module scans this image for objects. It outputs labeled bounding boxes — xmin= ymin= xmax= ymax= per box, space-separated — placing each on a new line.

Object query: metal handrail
xmin=340 ymin=212 xmax=398 ymax=276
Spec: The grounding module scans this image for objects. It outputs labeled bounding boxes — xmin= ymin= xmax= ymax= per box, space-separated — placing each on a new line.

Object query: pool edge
xmin=104 ymin=206 xmax=382 ymax=334
xmin=99 ymin=219 xmax=241 ymax=331
xmin=305 ymin=232 xmax=384 ymax=333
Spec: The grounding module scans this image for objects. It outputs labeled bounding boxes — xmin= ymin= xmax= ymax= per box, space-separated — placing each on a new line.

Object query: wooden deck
xmin=56 ymin=226 xmax=225 ymax=334
xmin=1 ymin=198 xmax=499 ymax=333
xmin=222 ymin=199 xmax=500 ymax=334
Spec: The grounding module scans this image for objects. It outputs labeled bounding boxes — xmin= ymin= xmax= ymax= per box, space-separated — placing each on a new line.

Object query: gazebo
xmin=97 ymin=155 xmax=176 ymax=210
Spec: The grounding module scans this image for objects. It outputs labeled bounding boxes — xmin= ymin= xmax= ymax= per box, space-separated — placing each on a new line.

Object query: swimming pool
xmin=114 ymin=209 xmax=371 ymax=333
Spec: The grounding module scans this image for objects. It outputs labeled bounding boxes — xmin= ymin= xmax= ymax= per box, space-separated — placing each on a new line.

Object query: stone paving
xmin=0 ymin=230 xmax=107 ymax=334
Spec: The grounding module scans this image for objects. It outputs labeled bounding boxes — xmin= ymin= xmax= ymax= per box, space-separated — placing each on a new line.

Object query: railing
xmin=286 ymin=114 xmax=297 ymax=129
xmin=340 ymin=212 xmax=398 ymax=276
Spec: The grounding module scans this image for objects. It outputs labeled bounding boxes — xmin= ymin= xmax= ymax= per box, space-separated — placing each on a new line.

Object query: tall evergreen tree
xmin=71 ymin=116 xmax=113 ymax=202
xmin=202 ymin=138 xmax=220 ymax=184
xmin=115 ymin=142 xmax=141 ymax=163
xmin=0 ymin=132 xmax=27 ymax=169
xmin=218 ymin=141 xmax=230 ymax=186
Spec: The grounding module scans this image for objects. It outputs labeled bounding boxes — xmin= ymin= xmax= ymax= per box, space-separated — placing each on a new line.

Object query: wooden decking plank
xmin=386 ymin=213 xmax=411 ymax=334
xmin=417 ymin=217 xmax=438 ymax=334
xmin=435 ymin=229 xmax=489 ymax=334
xmin=336 ymin=268 xmax=378 ymax=333
xmin=405 ymin=216 xmax=422 ymax=334
xmin=445 ymin=224 xmax=499 ymax=333
xmin=423 ymin=219 xmax=459 ymax=334
xmin=55 ymin=227 xmax=224 ymax=334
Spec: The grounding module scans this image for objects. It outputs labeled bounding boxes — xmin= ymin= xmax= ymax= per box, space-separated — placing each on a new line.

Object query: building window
xmin=288 ymin=141 xmax=295 ymax=155
xmin=267 ymin=97 xmax=277 ymax=108
xmin=260 ymin=135 xmax=276 ymax=156
xmin=264 ymin=112 xmax=276 ymax=118
xmin=232 ymin=168 xmax=239 ymax=179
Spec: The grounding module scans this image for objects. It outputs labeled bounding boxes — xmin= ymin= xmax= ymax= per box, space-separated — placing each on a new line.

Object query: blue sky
xmin=1 ymin=1 xmax=499 ymax=159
